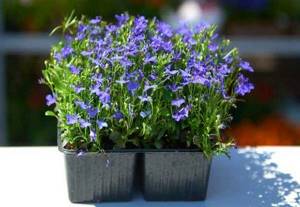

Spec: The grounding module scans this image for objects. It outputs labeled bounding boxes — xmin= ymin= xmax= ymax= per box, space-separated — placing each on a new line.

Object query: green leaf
xmin=49 ymin=25 xmax=62 ymax=36
xmin=45 ymin=111 xmax=57 ymax=117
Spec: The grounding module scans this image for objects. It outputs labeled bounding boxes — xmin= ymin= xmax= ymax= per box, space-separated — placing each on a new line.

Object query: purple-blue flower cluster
xmin=44 ymin=13 xmax=254 ymax=154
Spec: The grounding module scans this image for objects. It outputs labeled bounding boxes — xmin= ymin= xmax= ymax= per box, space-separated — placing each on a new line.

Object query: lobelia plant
xmin=42 ymin=13 xmax=254 ymax=157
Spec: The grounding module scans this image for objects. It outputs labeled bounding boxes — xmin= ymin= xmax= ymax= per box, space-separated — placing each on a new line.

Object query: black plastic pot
xmin=143 ymin=150 xmax=212 ymax=201
xmin=61 ymin=148 xmax=136 ymax=203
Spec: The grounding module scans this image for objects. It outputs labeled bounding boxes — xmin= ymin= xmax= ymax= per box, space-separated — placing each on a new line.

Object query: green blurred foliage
xmin=223 ymin=0 xmax=300 ymax=21
xmin=4 ymin=0 xmax=179 ymax=32
xmin=6 ymin=55 xmax=56 ymax=145
xmin=270 ymin=0 xmax=300 ymax=19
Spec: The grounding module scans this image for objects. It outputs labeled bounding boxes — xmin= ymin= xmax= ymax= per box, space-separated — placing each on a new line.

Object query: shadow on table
xmin=90 ymin=149 xmax=300 ymax=207
xmin=207 ymin=149 xmax=300 ymax=207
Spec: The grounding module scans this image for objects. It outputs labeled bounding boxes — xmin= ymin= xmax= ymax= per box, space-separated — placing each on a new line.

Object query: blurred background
xmin=0 ymin=0 xmax=300 ymax=147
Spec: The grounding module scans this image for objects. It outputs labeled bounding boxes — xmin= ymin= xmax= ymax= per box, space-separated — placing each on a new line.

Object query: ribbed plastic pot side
xmin=62 ymin=150 xmax=136 ymax=203
xmin=57 ymin=132 xmax=137 ymax=203
xmin=143 ymin=150 xmax=212 ymax=201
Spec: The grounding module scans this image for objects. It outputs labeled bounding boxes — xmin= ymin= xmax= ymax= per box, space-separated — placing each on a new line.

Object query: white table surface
xmin=0 ymin=147 xmax=299 ymax=207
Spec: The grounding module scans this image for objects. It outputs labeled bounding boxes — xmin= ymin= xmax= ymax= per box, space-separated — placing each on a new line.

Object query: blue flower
xmin=90 ymin=83 xmax=101 ymax=95
xmin=90 ymin=25 xmax=101 ymax=35
xmin=171 ymin=98 xmax=185 ymax=107
xmin=224 ymin=55 xmax=233 ymax=64
xmin=167 ymin=83 xmax=182 ymax=92
xmin=81 ymin=51 xmax=93 ymax=56
xmin=176 ymin=23 xmax=196 ymax=45
xmin=149 ymin=72 xmax=157 ymax=81
xmin=46 ymin=94 xmax=56 ymax=106
xmin=156 ymin=21 xmax=173 ymax=38
xmin=138 ymin=69 xmax=145 ymax=80
xmin=239 ymin=61 xmax=254 ymax=72
xmin=97 ymin=120 xmax=108 ymax=129
xmin=126 ymin=70 xmax=139 ymax=80
xmin=132 ymin=16 xmax=148 ymax=36
xmin=172 ymin=105 xmax=192 ymax=122
xmin=90 ymin=16 xmax=101 ymax=24
xmin=208 ymin=43 xmax=218 ymax=52
xmin=69 ymin=65 xmax=80 ymax=75
xmin=53 ymin=52 xmax=62 ymax=62
xmin=79 ymin=119 xmax=91 ymax=128
xmin=76 ymin=23 xmax=88 ymax=40
xmin=64 ymin=35 xmax=73 ymax=42
xmin=75 ymin=100 xmax=88 ymax=110
xmin=180 ymin=69 xmax=192 ymax=85
xmin=119 ymin=57 xmax=132 ymax=68
xmin=106 ymin=24 xmax=118 ymax=33
xmin=144 ymin=53 xmax=157 ymax=64
xmin=220 ymin=83 xmax=229 ymax=99
xmin=172 ymin=52 xmax=181 ymax=62
xmin=235 ymin=74 xmax=254 ymax=96
xmin=90 ymin=129 xmax=96 ymax=142
xmin=125 ymin=42 xmax=139 ymax=56
xmin=113 ymin=111 xmax=123 ymax=120
xmin=162 ymin=41 xmax=173 ymax=52
xmin=144 ymin=83 xmax=157 ymax=92
xmin=140 ymin=110 xmax=151 ymax=118
xmin=115 ymin=13 xmax=129 ymax=26
xmin=90 ymin=58 xmax=105 ymax=68
xmin=76 ymin=150 xmax=86 ymax=157
xmin=218 ymin=64 xmax=231 ymax=75
xmin=87 ymin=107 xmax=98 ymax=118
xmin=138 ymin=95 xmax=151 ymax=103
xmin=192 ymin=75 xmax=209 ymax=85
xmin=72 ymin=84 xmax=85 ymax=94
xmin=193 ymin=22 xmax=209 ymax=33
xmin=92 ymin=73 xmax=103 ymax=84
xmin=127 ymin=81 xmax=139 ymax=93
xmin=98 ymin=89 xmax=111 ymax=106
xmin=66 ymin=114 xmax=79 ymax=125
xmin=61 ymin=46 xmax=73 ymax=58
xmin=165 ymin=66 xmax=178 ymax=76
xmin=150 ymin=36 xmax=173 ymax=52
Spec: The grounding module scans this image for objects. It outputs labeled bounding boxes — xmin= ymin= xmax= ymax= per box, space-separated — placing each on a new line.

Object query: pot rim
xmin=59 ymin=146 xmax=203 ymax=155
xmin=58 ymin=132 xmax=203 ymax=154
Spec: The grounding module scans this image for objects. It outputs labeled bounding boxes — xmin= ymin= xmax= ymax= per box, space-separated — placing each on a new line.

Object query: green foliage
xmin=42 ymin=14 xmax=254 ymax=157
